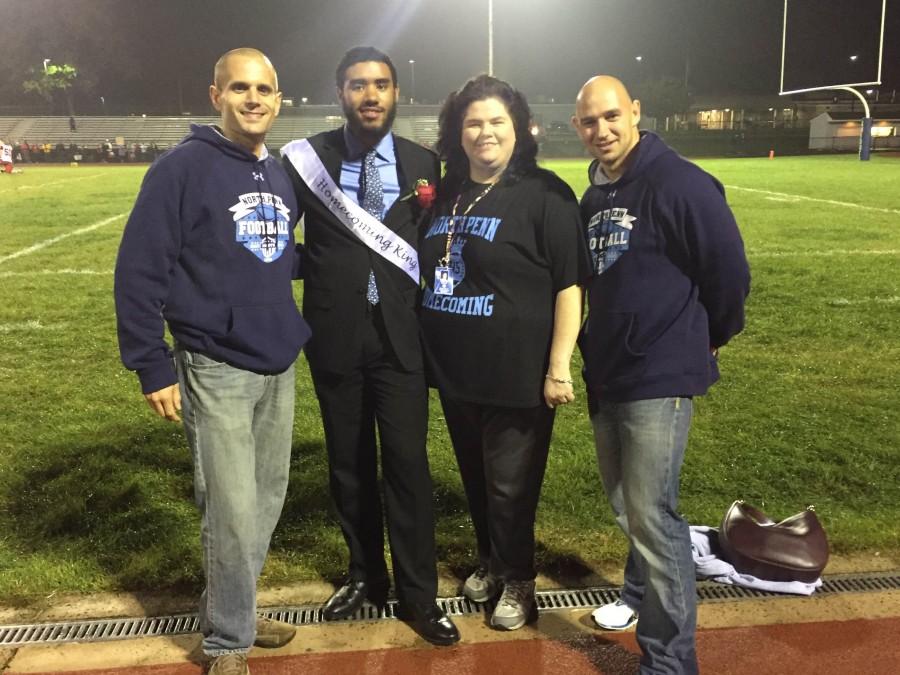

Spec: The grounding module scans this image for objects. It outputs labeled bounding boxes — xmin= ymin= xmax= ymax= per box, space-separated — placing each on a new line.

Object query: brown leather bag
xmin=717 ymin=500 xmax=829 ymax=583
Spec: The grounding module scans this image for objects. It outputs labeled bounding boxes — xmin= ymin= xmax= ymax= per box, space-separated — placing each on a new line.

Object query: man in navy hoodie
xmin=571 ymin=75 xmax=750 ymax=674
xmin=115 ymin=49 xmax=310 ymax=675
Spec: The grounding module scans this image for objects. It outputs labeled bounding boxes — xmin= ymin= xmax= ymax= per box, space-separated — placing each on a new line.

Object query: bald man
xmin=572 ymin=76 xmax=750 ymax=675
xmin=115 ymin=49 xmax=309 ymax=674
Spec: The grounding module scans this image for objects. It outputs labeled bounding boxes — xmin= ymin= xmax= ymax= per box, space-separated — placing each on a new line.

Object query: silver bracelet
xmin=545 ymin=374 xmax=573 ymax=385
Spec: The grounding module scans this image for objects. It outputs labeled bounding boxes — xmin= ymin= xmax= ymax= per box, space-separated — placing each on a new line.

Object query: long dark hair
xmin=437 ymin=74 xmax=538 ymax=196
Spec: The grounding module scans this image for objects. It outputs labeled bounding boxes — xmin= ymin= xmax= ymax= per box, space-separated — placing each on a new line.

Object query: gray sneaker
xmin=207 ymin=653 xmax=249 ymax=675
xmin=490 ymin=579 xmax=536 ymax=630
xmin=463 ymin=566 xmax=499 ymax=603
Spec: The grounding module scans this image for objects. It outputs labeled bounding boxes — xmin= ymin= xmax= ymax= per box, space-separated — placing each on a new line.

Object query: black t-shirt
xmin=420 ymin=169 xmax=590 ymax=407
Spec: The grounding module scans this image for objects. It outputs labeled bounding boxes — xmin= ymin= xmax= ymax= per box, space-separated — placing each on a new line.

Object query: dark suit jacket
xmin=284 ymin=128 xmax=440 ymax=375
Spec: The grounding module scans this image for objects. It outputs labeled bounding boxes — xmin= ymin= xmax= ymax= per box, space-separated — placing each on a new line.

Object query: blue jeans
xmin=175 ymin=349 xmax=295 ymax=656
xmin=590 ymin=397 xmax=697 ymax=675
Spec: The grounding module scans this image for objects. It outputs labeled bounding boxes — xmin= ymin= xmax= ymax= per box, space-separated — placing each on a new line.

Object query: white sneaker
xmin=591 ymin=599 xmax=638 ymax=630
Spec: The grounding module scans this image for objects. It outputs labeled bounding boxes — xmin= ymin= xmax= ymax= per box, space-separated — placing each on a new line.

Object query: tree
xmin=23 ymin=62 xmax=78 ymax=115
xmin=635 ymin=77 xmax=692 ymax=121
xmin=0 ymin=0 xmax=139 ymax=114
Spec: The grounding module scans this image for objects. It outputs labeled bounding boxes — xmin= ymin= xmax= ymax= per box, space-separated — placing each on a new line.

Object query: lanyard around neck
xmin=439 ymin=183 xmax=495 ymax=266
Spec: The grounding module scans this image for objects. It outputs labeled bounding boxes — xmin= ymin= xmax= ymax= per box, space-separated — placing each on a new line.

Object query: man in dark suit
xmin=281 ymin=46 xmax=458 ymax=646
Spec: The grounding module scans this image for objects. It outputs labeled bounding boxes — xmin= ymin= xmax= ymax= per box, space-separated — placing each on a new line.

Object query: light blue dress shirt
xmin=340 ymin=126 xmax=401 ymax=217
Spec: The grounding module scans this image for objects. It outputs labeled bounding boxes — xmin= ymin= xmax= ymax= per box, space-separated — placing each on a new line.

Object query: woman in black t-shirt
xmin=420 ymin=75 xmax=589 ymax=631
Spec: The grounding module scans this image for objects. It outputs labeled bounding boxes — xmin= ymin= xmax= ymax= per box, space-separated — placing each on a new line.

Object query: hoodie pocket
xmin=579 ymin=311 xmax=648 ymax=385
xmin=224 ymin=301 xmax=310 ymax=360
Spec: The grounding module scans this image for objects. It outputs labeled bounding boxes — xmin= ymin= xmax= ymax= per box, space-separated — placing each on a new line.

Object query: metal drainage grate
xmin=1 ymin=570 xmax=898 ymax=647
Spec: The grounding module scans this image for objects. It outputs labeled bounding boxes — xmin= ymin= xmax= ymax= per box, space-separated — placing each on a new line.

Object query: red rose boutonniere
xmin=414 ymin=179 xmax=436 ymax=209
xmin=401 ymin=179 xmax=437 ymax=209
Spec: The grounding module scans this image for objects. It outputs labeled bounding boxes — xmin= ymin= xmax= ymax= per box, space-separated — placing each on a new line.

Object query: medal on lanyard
xmin=435 ymin=183 xmax=495 ymax=297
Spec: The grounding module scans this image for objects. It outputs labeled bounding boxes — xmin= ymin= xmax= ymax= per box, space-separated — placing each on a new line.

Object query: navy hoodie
xmin=115 ymin=124 xmax=311 ymax=394
xmin=578 ymin=131 xmax=750 ymax=401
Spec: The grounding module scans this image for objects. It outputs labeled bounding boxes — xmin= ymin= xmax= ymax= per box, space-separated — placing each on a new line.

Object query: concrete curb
xmin=1 ymin=552 xmax=895 ymax=625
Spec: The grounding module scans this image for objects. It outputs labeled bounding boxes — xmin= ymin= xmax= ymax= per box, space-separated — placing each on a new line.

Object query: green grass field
xmin=0 ymin=155 xmax=898 ymax=606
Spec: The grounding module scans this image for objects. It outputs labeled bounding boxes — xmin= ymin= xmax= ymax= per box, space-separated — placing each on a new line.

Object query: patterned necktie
xmin=361 ymin=149 xmax=383 ymax=305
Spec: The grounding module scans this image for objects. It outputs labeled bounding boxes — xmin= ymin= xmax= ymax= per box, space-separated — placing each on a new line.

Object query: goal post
xmin=780 ymin=0 xmax=887 ymax=160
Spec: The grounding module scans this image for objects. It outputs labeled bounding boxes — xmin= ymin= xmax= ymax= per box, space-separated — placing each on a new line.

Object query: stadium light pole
xmin=488 ymin=0 xmax=494 ymax=76
xmin=43 ymin=58 xmax=50 ymax=73
xmin=409 ymin=59 xmax=416 ymax=104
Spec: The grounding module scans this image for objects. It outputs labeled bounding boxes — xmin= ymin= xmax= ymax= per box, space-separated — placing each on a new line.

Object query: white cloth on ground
xmin=690 ymin=525 xmax=822 ymax=596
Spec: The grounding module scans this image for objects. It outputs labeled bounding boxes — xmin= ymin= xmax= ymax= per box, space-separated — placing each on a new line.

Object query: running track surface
xmin=11 ymin=616 xmax=898 ymax=675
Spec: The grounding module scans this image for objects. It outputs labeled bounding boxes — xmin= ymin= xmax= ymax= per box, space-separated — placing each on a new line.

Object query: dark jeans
xmin=439 ymin=394 xmax=555 ymax=582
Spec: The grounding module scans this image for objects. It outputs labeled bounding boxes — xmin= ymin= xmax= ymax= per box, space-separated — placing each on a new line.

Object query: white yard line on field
xmin=0 ymin=173 xmax=106 ymax=192
xmin=749 ymin=249 xmax=900 ymax=258
xmin=827 ymin=296 xmax=900 ymax=306
xmin=0 ymin=213 xmax=127 ymax=266
xmin=0 ymin=320 xmax=66 ymax=333
xmin=0 ymin=268 xmax=113 ymax=278
xmin=725 ymin=185 xmax=900 ymax=216
xmin=763 ymin=196 xmax=801 ymax=203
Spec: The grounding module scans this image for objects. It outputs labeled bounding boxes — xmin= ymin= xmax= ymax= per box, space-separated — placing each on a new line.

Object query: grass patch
xmin=0 ymin=157 xmax=898 ymax=604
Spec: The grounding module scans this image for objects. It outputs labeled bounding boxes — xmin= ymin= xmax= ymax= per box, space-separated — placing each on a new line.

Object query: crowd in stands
xmin=7 ymin=139 xmax=169 ymax=163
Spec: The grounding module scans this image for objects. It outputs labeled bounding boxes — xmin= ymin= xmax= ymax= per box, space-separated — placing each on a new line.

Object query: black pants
xmin=439 ymin=393 xmax=555 ymax=582
xmin=311 ymin=308 xmax=436 ymax=605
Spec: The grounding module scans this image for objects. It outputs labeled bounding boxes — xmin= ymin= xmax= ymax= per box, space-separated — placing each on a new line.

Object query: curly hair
xmin=437 ymin=74 xmax=538 ymax=195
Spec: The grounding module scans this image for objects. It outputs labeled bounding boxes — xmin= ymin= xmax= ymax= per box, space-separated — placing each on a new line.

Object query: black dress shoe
xmin=322 ymin=579 xmax=389 ymax=621
xmin=398 ymin=602 xmax=460 ymax=646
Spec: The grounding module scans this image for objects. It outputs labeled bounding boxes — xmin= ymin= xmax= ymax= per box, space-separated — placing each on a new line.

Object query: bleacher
xmin=265 ymin=116 xmax=345 ymax=149
xmin=407 ymin=117 xmax=440 ymax=147
xmin=0 ymin=117 xmax=20 ymax=139
xmin=0 ymin=115 xmax=433 ymax=153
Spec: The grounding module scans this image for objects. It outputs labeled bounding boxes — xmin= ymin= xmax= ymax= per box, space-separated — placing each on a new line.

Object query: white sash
xmin=281 ymin=139 xmax=419 ymax=284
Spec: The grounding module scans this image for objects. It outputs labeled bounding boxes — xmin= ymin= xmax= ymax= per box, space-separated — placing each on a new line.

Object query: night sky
xmin=1 ymin=0 xmax=897 ymax=115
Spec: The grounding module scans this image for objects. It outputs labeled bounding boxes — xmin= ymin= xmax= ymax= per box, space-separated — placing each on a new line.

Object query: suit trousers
xmin=439 ymin=394 xmax=555 ymax=582
xmin=310 ymin=306 xmax=437 ymax=605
